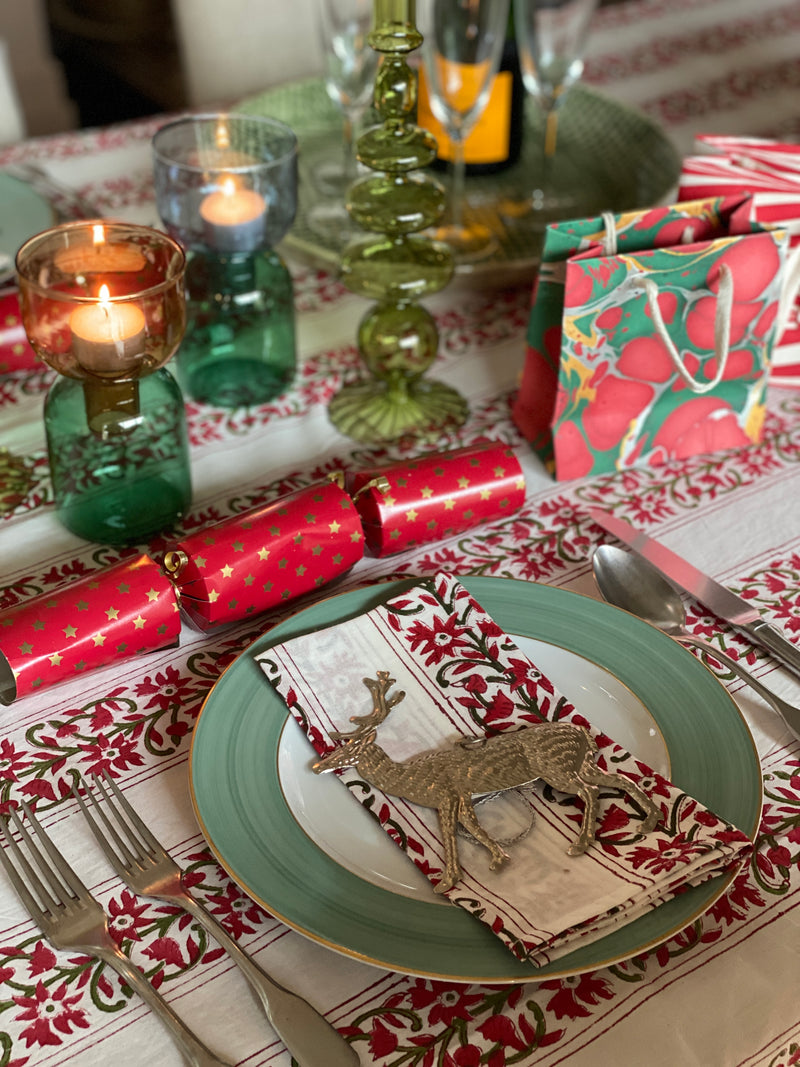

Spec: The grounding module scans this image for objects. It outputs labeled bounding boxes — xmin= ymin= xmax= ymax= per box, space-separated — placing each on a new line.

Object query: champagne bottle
xmin=416 ymin=17 xmax=524 ymax=176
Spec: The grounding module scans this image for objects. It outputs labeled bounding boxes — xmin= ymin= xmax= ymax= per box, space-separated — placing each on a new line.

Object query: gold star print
xmin=204 ymin=535 xmax=216 ymax=546
xmin=49 ymin=652 xmax=62 ymax=666
xmin=232 ymin=541 xmax=244 ymax=552
xmin=208 ymin=590 xmax=220 ymax=603
xmin=444 ymin=499 xmax=456 ymax=510
xmin=106 ymin=607 xmax=119 ymax=621
xmin=278 ymin=558 xmax=288 ymax=570
xmin=18 ymin=642 xmax=33 ymax=655
xmin=117 ymin=583 xmax=130 ymax=594
xmin=480 ymin=489 xmax=491 ymax=500
xmin=350 ymin=531 xmax=361 ymax=542
xmin=93 ymin=633 xmax=106 ymax=646
xmin=469 ymin=457 xmax=482 ymax=467
xmin=244 ymin=574 xmax=255 ymax=586
xmin=269 ymin=525 xmax=281 ymax=536
xmin=281 ymin=589 xmax=291 ymax=600
xmin=296 ymin=564 xmax=306 ymax=577
xmin=75 ymin=600 xmax=89 ymax=611
xmin=263 ymin=580 xmax=274 ymax=592
xmin=227 ymin=600 xmax=238 ymax=611
xmin=305 ymin=512 xmax=317 ymax=524
xmin=293 ymin=533 xmax=303 ymax=545
xmin=311 ymin=545 xmax=323 ymax=556
xmin=74 ymin=659 xmax=86 ymax=671
xmin=116 ymin=642 xmax=127 ymax=652
xmin=258 ymin=547 xmax=270 ymax=560
xmin=329 ymin=520 xmax=341 ymax=534
xmin=389 ymin=529 xmax=400 ymax=539
xmin=426 ymin=519 xmax=437 ymax=530
xmin=493 ymin=466 xmax=506 ymax=478
xmin=405 ymin=509 xmax=418 ymax=522
xmin=332 ymin=553 xmax=343 ymax=565
xmin=396 ymin=477 xmax=408 ymax=488
xmin=32 ymin=619 xmax=45 ymax=631
xmin=314 ymin=575 xmax=325 ymax=586
xmin=221 ymin=565 xmax=233 ymax=578
xmin=63 ymin=624 xmax=77 ymax=638
xmin=157 ymin=623 xmax=168 ymax=635
xmin=458 ymin=477 xmax=470 ymax=489
xmin=146 ymin=587 xmax=160 ymax=602
xmin=382 ymin=495 xmax=396 ymax=508
xmin=87 ymin=581 xmax=100 ymax=590
xmin=463 ymin=509 xmax=475 ymax=520
xmin=434 ymin=467 xmax=445 ymax=477
xmin=133 ymin=616 xmax=146 ymax=630
xmin=421 ymin=487 xmax=433 ymax=499
xmin=516 ymin=478 xmax=525 ymax=490
xmin=195 ymin=556 xmax=207 ymax=569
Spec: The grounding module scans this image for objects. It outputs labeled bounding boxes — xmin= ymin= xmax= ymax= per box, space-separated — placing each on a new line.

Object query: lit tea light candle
xmin=199 ymin=177 xmax=267 ymax=253
xmin=54 ymin=224 xmax=147 ymax=275
xmin=70 ymin=284 xmax=146 ymax=376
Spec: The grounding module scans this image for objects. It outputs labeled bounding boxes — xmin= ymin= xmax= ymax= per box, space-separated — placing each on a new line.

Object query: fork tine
xmin=0 ymin=815 xmax=57 ymax=920
xmin=74 ymin=775 xmax=140 ymax=874
xmin=18 ymin=801 xmax=89 ymax=902
xmin=97 ymin=770 xmax=164 ymax=854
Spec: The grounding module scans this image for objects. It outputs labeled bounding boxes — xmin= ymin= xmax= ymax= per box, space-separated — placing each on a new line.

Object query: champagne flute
xmin=308 ymin=0 xmax=378 ymax=240
xmin=418 ymin=0 xmax=510 ymax=262
xmin=510 ymin=0 xmax=598 ymax=218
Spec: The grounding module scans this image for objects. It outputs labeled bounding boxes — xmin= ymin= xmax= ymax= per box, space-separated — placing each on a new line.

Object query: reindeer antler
xmin=329 ymin=670 xmax=405 ymax=740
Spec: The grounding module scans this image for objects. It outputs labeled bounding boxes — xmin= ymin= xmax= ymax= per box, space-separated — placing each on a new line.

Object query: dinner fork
xmin=0 ymin=801 xmax=232 ymax=1067
xmin=75 ymin=772 xmax=359 ymax=1067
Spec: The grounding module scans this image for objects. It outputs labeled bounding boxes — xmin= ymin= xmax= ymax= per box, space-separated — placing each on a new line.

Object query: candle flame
xmin=215 ymin=119 xmax=230 ymax=150
xmin=221 ymin=177 xmax=237 ymax=197
xmin=98 ymin=284 xmax=111 ymax=304
xmin=92 ymin=224 xmax=105 ymax=247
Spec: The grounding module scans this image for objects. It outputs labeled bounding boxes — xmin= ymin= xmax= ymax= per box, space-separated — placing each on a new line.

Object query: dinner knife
xmin=588 ymin=507 xmax=800 ymax=683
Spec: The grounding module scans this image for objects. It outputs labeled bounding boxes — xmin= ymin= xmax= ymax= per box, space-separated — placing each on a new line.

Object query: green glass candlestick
xmin=16 ymin=221 xmax=191 ymax=546
xmin=328 ymin=0 xmax=468 ymax=443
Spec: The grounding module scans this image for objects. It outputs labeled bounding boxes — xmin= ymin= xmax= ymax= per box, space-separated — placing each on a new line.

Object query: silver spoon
xmin=592 ymin=543 xmax=800 ymax=742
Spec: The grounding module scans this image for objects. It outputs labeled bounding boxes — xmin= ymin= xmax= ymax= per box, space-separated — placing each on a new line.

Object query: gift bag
xmin=511 ymin=195 xmax=790 ymax=479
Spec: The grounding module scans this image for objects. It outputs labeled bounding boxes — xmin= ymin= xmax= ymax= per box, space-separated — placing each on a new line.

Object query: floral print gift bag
xmin=511 ymin=195 xmax=791 ymax=480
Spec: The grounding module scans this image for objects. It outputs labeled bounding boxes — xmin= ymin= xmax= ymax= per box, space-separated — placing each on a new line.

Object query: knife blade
xmin=589 ymin=507 xmax=800 ymax=683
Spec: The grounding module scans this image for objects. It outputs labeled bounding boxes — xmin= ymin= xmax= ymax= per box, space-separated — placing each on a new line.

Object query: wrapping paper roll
xmin=346 ymin=441 xmax=526 ymax=557
xmin=163 ymin=479 xmax=364 ymax=629
xmin=0 ymin=554 xmax=180 ymax=704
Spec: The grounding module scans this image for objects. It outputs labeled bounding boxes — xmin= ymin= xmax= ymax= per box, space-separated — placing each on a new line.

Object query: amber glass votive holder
xmin=16 ymin=220 xmax=192 ymax=546
xmin=152 ymin=113 xmax=299 ymax=408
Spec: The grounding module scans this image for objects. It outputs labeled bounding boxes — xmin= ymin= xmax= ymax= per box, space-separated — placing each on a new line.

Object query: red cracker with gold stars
xmin=0 ymin=555 xmax=180 ymax=704
xmin=0 ymin=289 xmax=39 ymax=374
xmin=163 ymin=480 xmax=364 ymax=629
xmin=345 ymin=441 xmax=526 ymax=557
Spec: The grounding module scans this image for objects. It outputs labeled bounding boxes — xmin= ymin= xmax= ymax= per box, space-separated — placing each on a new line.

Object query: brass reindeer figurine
xmin=313 ymin=671 xmax=662 ymax=893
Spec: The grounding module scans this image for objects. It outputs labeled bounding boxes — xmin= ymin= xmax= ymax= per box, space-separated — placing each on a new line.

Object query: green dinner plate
xmin=189 ymin=577 xmax=762 ymax=983
xmin=237 ymin=78 xmax=682 ymax=288
xmin=0 ymin=173 xmax=55 ymax=267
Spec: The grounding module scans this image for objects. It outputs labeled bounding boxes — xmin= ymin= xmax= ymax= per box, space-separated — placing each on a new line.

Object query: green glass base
xmin=328 ymin=376 xmax=468 ymax=443
xmin=45 ymin=369 xmax=192 ymax=546
xmin=179 ymin=248 xmax=296 ymax=408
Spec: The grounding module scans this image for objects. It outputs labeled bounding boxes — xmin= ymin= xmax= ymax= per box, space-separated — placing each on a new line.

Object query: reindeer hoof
xmin=434 ymin=879 xmax=456 ymax=894
xmin=489 ymin=851 xmax=510 ymax=872
xmin=567 ymin=839 xmax=590 ymax=857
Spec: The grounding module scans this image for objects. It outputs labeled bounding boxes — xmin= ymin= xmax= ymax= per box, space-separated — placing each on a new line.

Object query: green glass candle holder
xmin=152 ymin=114 xmax=298 ymax=408
xmin=15 ymin=221 xmax=191 ymax=545
xmin=328 ymin=0 xmax=468 ymax=443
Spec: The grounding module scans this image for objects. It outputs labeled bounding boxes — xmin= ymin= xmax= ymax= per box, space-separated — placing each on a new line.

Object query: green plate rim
xmin=0 ymin=172 xmax=56 ymax=261
xmin=189 ymin=576 xmax=761 ymax=983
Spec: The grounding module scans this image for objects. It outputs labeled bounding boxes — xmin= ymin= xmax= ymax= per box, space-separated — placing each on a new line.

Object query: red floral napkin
xmin=255 ymin=572 xmax=752 ymax=966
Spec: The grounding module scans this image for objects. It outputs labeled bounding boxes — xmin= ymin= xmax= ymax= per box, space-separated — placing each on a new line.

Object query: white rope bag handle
xmin=601 ymin=211 xmax=733 ymax=394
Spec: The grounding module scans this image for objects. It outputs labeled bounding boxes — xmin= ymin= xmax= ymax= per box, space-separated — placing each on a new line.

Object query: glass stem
xmin=342 ymin=109 xmax=359 ymax=191
xmin=450 ymin=134 xmax=467 ymax=236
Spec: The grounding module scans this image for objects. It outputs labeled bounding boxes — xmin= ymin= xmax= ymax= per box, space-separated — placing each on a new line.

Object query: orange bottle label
xmin=417 ymin=63 xmax=512 ymax=166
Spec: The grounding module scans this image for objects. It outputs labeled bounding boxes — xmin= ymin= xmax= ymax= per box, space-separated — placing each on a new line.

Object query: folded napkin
xmin=255 ymin=572 xmax=752 ymax=966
